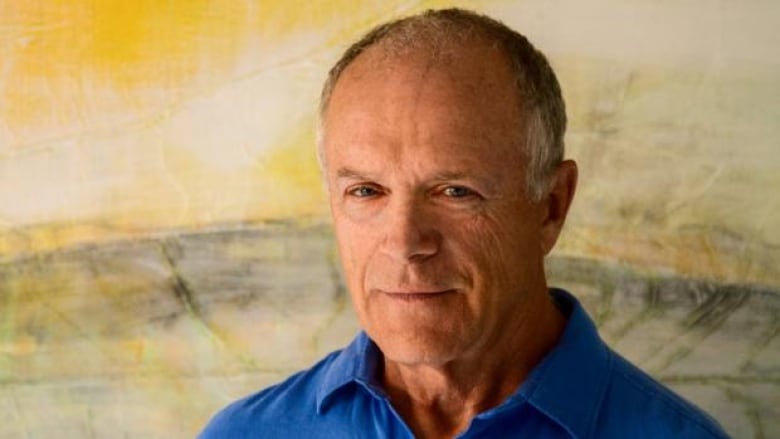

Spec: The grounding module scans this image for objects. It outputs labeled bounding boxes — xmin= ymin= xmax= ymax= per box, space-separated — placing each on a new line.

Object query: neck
xmin=381 ymin=289 xmax=566 ymax=439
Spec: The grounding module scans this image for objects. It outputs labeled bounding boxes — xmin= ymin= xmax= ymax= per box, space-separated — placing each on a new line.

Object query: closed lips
xmin=377 ymin=289 xmax=457 ymax=300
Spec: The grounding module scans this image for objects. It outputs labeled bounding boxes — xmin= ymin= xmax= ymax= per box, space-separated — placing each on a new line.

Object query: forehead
xmin=323 ymin=42 xmax=526 ymax=167
xmin=331 ymin=41 xmax=519 ymax=113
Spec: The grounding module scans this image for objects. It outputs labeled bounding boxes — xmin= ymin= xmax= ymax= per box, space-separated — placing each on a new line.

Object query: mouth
xmin=378 ymin=289 xmax=457 ymax=302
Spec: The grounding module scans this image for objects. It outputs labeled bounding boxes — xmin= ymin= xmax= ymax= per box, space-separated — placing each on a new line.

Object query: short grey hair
xmin=317 ymin=8 xmax=566 ymax=201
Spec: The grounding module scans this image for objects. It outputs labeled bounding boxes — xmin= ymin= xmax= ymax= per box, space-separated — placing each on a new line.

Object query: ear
xmin=540 ymin=160 xmax=578 ymax=255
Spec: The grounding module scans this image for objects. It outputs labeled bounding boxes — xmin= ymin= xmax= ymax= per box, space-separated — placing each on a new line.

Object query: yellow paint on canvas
xmin=252 ymin=123 xmax=327 ymax=219
xmin=2 ymin=0 xmax=778 ymax=281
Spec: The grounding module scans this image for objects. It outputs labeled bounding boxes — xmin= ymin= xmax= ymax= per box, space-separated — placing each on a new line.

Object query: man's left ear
xmin=540 ymin=160 xmax=578 ymax=255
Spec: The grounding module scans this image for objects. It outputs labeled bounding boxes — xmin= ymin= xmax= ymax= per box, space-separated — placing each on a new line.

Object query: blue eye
xmin=348 ymin=185 xmax=379 ymax=198
xmin=443 ymin=186 xmax=473 ymax=198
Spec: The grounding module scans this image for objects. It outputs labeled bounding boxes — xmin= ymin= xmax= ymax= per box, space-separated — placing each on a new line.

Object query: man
xmin=200 ymin=8 xmax=728 ymax=438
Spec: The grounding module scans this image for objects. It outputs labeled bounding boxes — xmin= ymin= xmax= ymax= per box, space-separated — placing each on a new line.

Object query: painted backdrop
xmin=1 ymin=1 xmax=778 ymax=438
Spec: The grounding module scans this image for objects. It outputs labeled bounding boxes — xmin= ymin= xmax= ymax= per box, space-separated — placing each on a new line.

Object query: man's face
xmin=322 ymin=45 xmax=550 ymax=366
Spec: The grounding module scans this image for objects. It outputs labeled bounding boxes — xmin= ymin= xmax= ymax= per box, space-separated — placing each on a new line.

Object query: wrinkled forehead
xmin=321 ymin=42 xmax=529 ymax=181
xmin=324 ymin=41 xmax=524 ymax=137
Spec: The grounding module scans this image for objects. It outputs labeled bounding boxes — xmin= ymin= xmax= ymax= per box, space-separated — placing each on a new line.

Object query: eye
xmin=442 ymin=186 xmax=475 ymax=198
xmin=347 ymin=185 xmax=381 ymax=198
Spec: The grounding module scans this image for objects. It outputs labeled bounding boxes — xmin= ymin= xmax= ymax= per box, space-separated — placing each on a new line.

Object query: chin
xmin=371 ymin=328 xmax=465 ymax=366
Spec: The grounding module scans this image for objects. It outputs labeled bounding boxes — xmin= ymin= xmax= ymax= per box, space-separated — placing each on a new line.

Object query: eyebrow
xmin=335 ymin=167 xmax=498 ymax=192
xmin=335 ymin=167 xmax=372 ymax=180
xmin=431 ymin=171 xmax=469 ymax=181
xmin=434 ymin=170 xmax=501 ymax=195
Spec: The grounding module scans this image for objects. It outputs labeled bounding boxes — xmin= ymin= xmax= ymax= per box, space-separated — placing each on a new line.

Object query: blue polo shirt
xmin=199 ymin=289 xmax=729 ymax=438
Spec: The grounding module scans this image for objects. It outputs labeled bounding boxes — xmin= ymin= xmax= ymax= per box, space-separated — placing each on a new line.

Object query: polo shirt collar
xmin=316 ymin=331 xmax=385 ymax=413
xmin=517 ymin=288 xmax=611 ymax=438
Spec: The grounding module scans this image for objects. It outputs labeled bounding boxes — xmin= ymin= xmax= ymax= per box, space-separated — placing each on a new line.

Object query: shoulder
xmin=595 ymin=350 xmax=730 ymax=438
xmin=198 ymin=351 xmax=341 ymax=439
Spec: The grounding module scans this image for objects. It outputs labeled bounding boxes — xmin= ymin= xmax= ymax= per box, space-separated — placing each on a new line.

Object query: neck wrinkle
xmin=382 ymin=287 xmax=567 ymax=438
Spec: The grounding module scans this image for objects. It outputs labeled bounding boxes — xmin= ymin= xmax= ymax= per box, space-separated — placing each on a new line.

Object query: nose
xmin=379 ymin=197 xmax=440 ymax=262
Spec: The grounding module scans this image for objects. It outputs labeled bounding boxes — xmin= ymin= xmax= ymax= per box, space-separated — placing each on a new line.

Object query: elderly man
xmin=201 ymin=8 xmax=728 ymax=439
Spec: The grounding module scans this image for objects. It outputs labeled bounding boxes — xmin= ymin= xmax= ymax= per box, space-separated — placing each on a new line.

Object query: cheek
xmin=334 ymin=221 xmax=358 ymax=270
xmin=458 ymin=209 xmax=541 ymax=282
xmin=333 ymin=215 xmax=375 ymax=289
xmin=461 ymin=209 xmax=520 ymax=252
xmin=460 ymin=215 xmax=511 ymax=276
